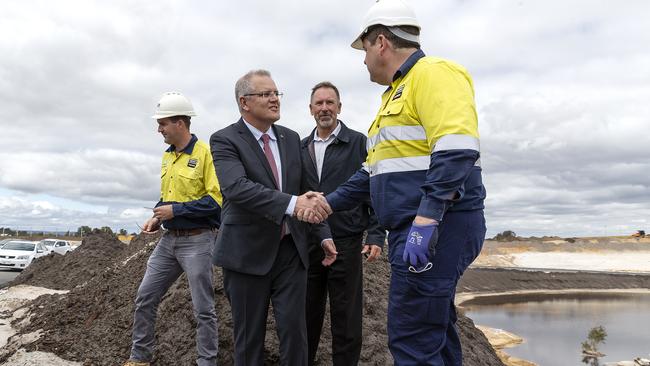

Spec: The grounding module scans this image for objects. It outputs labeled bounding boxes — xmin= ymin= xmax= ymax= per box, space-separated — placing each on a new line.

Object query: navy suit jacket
xmin=210 ymin=119 xmax=329 ymax=275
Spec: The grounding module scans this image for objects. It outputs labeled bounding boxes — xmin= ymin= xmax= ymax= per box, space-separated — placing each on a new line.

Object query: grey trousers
xmin=130 ymin=230 xmax=218 ymax=366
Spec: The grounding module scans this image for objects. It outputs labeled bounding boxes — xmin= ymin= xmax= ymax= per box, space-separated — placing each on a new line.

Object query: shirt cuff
xmin=171 ymin=202 xmax=183 ymax=217
xmin=320 ymin=238 xmax=333 ymax=247
xmin=285 ymin=195 xmax=298 ymax=216
xmin=365 ymin=236 xmax=386 ymax=249
xmin=416 ymin=198 xmax=447 ymax=222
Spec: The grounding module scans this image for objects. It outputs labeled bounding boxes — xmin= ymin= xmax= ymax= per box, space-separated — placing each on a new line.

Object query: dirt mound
xmin=4 ymin=232 xmax=503 ymax=365
xmin=9 ymin=232 xmax=126 ymax=290
xmin=459 ymin=267 xmax=650 ymax=294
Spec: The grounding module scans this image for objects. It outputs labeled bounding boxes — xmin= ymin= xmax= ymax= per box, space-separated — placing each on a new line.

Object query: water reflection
xmin=464 ymin=293 xmax=650 ymax=365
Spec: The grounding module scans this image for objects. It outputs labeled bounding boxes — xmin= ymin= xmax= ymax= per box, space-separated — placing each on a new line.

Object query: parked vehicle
xmin=0 ymin=240 xmax=48 ymax=270
xmin=39 ymin=239 xmax=73 ymax=255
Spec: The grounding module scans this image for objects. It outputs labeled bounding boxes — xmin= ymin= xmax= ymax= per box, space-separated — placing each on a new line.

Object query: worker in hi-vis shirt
xmin=323 ymin=1 xmax=487 ymax=364
xmin=125 ymin=92 xmax=221 ymax=366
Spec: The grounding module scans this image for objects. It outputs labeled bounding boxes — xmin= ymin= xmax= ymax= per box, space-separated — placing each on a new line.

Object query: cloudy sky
xmin=1 ymin=0 xmax=648 ymax=238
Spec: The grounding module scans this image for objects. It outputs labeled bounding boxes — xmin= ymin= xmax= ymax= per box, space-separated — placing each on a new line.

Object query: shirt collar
xmin=392 ymin=49 xmax=426 ymax=82
xmin=313 ymin=121 xmax=342 ymax=142
xmin=166 ymin=134 xmax=198 ymax=154
xmin=243 ymin=118 xmax=277 ymax=142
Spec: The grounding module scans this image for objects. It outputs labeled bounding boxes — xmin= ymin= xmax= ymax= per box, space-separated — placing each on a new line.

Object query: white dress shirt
xmin=243 ymin=119 xmax=297 ymax=216
xmin=313 ymin=122 xmax=341 ymax=180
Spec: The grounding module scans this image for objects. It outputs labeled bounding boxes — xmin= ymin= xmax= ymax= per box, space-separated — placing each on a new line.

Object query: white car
xmin=0 ymin=240 xmax=48 ymax=270
xmin=0 ymin=238 xmax=12 ymax=248
xmin=40 ymin=239 xmax=73 ymax=255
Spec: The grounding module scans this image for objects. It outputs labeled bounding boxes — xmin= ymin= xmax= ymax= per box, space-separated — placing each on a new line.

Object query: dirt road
xmin=0 ymin=270 xmax=19 ymax=287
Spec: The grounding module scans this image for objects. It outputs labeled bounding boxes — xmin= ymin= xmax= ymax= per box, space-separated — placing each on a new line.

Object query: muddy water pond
xmin=464 ymin=292 xmax=650 ymax=365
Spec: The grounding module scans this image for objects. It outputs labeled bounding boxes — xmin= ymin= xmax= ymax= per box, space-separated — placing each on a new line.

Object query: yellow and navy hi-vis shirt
xmin=157 ymin=134 xmax=222 ymax=230
xmin=328 ymin=50 xmax=485 ymax=230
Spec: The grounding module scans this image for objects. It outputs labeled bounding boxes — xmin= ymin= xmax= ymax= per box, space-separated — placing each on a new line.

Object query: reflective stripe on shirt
xmin=433 ymin=134 xmax=480 ymax=152
xmin=367 ymin=125 xmax=427 ymax=150
xmin=367 ymin=155 xmax=429 ymax=175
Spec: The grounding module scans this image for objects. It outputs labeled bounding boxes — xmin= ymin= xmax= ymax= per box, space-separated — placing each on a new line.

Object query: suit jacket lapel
xmin=307 ymin=139 xmax=317 ymax=178
xmin=236 ymin=119 xmax=279 ymax=189
xmin=273 ymin=125 xmax=288 ymax=192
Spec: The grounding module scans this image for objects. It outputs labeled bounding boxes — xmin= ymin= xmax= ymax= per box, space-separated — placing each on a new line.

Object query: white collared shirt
xmin=313 ymin=122 xmax=341 ymax=180
xmin=242 ymin=119 xmax=296 ymax=216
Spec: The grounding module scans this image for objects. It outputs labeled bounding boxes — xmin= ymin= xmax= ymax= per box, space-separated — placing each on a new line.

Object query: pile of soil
xmin=458 ymin=267 xmax=650 ymax=294
xmin=8 ymin=232 xmax=126 ymax=290
xmin=3 ymin=232 xmax=503 ymax=365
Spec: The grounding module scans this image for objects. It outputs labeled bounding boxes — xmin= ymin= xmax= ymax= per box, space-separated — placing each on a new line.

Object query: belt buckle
xmin=169 ymin=228 xmax=208 ymax=236
xmin=172 ymin=229 xmax=188 ymax=236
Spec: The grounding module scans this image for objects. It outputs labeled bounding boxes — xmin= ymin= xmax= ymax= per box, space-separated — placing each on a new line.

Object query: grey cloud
xmin=0 ymin=149 xmax=160 ymax=203
xmin=1 ymin=0 xmax=649 ymax=238
xmin=0 ymin=196 xmax=151 ymax=232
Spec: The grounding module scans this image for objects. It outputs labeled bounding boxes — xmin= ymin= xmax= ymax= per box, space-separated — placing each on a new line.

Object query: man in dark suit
xmin=210 ymin=69 xmax=336 ymax=366
xmin=301 ymin=81 xmax=386 ymax=365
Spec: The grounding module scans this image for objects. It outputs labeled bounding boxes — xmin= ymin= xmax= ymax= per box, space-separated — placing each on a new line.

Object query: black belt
xmin=166 ymin=228 xmax=214 ymax=237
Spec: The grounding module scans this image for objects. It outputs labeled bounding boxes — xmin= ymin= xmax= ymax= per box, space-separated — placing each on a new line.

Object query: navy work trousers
xmin=387 ymin=210 xmax=485 ymax=366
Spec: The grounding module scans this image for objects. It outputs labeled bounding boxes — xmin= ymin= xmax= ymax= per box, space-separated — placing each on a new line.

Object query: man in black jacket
xmin=301 ymin=81 xmax=387 ymax=365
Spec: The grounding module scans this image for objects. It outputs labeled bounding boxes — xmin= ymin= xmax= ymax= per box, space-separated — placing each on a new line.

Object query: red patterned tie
xmin=261 ymin=133 xmax=286 ymax=238
xmin=261 ymin=134 xmax=280 ymax=187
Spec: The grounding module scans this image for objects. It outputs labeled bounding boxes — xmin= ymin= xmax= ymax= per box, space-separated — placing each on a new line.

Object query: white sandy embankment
xmin=506 ymin=251 xmax=650 ymax=273
xmin=474 ymin=237 xmax=650 ymax=273
xmin=0 ymin=285 xmax=81 ymax=366
xmin=474 ymin=326 xmax=535 ymax=366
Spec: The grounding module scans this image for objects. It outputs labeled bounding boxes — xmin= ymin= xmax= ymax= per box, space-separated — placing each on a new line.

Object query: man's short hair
xmin=362 ymin=24 xmax=420 ymax=49
xmin=235 ymin=69 xmax=272 ymax=112
xmin=170 ymin=115 xmax=191 ymax=129
xmin=310 ymin=81 xmax=341 ymax=102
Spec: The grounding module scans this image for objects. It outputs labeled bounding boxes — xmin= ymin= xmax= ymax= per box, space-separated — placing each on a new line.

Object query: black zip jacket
xmin=301 ymin=121 xmax=386 ymax=247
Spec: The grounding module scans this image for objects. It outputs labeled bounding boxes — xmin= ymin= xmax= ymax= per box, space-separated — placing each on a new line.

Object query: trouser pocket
xmin=403 ymin=271 xmax=455 ymax=328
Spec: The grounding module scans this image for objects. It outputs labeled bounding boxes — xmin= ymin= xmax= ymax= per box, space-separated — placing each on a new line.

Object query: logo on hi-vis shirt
xmin=187 ymin=159 xmax=198 ymax=168
xmin=392 ymin=84 xmax=405 ymax=100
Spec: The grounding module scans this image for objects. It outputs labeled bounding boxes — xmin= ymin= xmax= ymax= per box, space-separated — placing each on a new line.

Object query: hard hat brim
xmin=351 ymin=34 xmax=364 ymax=50
xmin=151 ymin=111 xmax=197 ymax=119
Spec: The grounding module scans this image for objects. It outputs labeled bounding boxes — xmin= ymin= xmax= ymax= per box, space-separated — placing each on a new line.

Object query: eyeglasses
xmin=243 ymin=91 xmax=284 ymax=99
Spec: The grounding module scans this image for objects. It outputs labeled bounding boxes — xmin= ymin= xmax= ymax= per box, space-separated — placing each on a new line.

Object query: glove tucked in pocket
xmin=402 ymin=222 xmax=439 ymax=273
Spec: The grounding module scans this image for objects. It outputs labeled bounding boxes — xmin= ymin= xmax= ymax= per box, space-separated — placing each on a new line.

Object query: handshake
xmin=293 ymin=191 xmax=332 ymax=224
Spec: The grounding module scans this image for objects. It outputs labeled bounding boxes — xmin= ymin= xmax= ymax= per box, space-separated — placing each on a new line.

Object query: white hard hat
xmin=351 ymin=0 xmax=421 ymax=50
xmin=152 ymin=92 xmax=197 ymax=119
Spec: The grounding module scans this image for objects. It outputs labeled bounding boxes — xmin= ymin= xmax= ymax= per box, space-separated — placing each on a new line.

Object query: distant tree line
xmin=492 ymin=230 xmax=518 ymax=241
xmin=1 ymin=226 xmax=131 ymax=238
xmin=1 ymin=227 xmax=17 ymax=236
xmin=76 ymin=226 xmax=131 ymax=236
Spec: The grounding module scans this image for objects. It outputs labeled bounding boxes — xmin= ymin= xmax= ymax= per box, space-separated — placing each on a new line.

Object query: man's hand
xmin=141 ymin=217 xmax=161 ymax=233
xmin=152 ymin=205 xmax=174 ymax=222
xmin=294 ymin=191 xmax=332 ymax=223
xmin=361 ymin=244 xmax=382 ymax=262
xmin=403 ymin=216 xmax=439 ymax=271
xmin=321 ymin=239 xmax=338 ymax=266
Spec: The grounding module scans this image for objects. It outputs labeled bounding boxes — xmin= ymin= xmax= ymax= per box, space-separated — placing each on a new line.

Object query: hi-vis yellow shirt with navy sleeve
xmin=327 ymin=50 xmax=485 ymax=230
xmin=158 ymin=134 xmax=222 ymax=230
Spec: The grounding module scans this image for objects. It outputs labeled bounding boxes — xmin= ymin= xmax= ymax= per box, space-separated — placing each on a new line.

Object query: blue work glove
xmin=403 ymin=222 xmax=439 ymax=271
